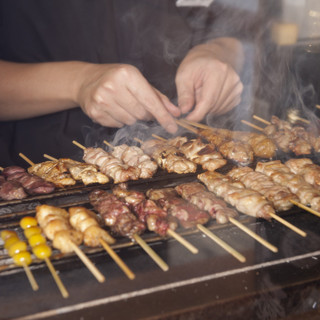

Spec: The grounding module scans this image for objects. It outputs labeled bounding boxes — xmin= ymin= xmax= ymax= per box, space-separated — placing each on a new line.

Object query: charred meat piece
xmin=175 ymin=182 xmax=238 ymax=224
xmin=141 ymin=139 xmax=197 ymax=174
xmin=198 ymin=171 xmax=274 ymax=220
xmin=3 ymin=166 xmax=55 ymax=194
xmin=111 ymin=144 xmax=158 ymax=179
xmin=89 ymin=189 xmax=146 ymax=239
xmin=27 ymin=161 xmax=76 ymax=187
xmin=83 ymin=147 xmax=140 ymax=183
xmin=168 ymin=137 xmax=227 ymax=171
xmin=146 ymin=187 xmax=210 ymax=228
xmin=112 ymin=184 xmax=177 ymax=237
xmin=0 ymin=175 xmax=27 ymax=200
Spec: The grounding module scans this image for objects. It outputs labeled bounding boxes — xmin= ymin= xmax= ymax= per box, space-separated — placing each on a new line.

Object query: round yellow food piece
xmin=24 ymin=226 xmax=42 ymax=239
xmin=13 ymin=251 xmax=32 ymax=266
xmin=20 ymin=216 xmax=38 ymax=230
xmin=1 ymin=230 xmax=17 ymax=241
xmin=32 ymin=244 xmax=52 ymax=259
xmin=28 ymin=233 xmax=46 ymax=247
xmin=8 ymin=241 xmax=27 ymax=257
xmin=4 ymin=236 xmax=20 ymax=250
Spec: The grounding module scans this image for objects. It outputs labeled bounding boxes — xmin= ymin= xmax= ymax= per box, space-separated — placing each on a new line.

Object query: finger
xmin=128 ymin=81 xmax=178 ymax=134
xmin=155 ymin=89 xmax=181 ymax=118
xmin=88 ymin=104 xmax=124 ymax=127
xmin=214 ymin=81 xmax=243 ymax=115
xmin=175 ymin=76 xmax=195 ymax=114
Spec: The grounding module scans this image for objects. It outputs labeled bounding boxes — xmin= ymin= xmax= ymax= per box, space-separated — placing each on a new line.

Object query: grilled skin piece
xmin=83 ymin=147 xmax=140 ymax=184
xmin=89 ymin=189 xmax=146 ymax=239
xmin=227 ymin=166 xmax=299 ymax=211
xmin=57 ymin=159 xmax=109 ymax=185
xmin=0 ymin=175 xmax=27 ymax=200
xmin=198 ymin=129 xmax=254 ymax=166
xmin=263 ymin=116 xmax=312 ymax=155
xmin=69 ymin=207 xmax=115 ymax=247
xmin=141 ymin=139 xmax=197 ymax=174
xmin=175 ymin=182 xmax=238 ymax=224
xmin=197 ymin=171 xmax=274 ymax=219
xmin=256 ymin=160 xmax=320 ymax=212
xmin=112 ymin=184 xmax=178 ymax=236
xmin=285 ymin=158 xmax=320 ymax=189
xmin=36 ymin=204 xmax=83 ymax=253
xmin=168 ymin=137 xmax=227 ymax=171
xmin=28 ymin=161 xmax=76 ymax=187
xmin=3 ymin=166 xmax=55 ymax=194
xmin=111 ymin=144 xmax=158 ymax=179
xmin=146 ymin=187 xmax=210 ymax=229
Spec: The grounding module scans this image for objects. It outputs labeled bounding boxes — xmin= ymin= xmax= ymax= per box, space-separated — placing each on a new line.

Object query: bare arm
xmin=0 ymin=60 xmax=180 ymax=133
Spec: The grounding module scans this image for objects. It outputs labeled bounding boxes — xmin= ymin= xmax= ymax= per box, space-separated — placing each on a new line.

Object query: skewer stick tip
xmin=19 ymin=153 xmax=35 ymax=166
xmin=269 ymin=213 xmax=307 ymax=237
xmin=72 ymin=140 xmax=86 ymax=150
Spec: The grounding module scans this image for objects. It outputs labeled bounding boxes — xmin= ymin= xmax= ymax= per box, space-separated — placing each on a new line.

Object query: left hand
xmin=175 ymin=39 xmax=244 ymax=122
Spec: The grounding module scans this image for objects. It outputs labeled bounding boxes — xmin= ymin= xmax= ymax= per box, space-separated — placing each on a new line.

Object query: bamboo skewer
xmin=269 ymin=213 xmax=306 ymax=237
xmin=290 ymin=200 xmax=320 ymax=218
xmin=166 ymin=229 xmax=198 ymax=254
xmin=43 ymin=154 xmax=58 ymax=161
xmin=19 ymin=153 xmax=35 ymax=166
xmin=240 ymin=120 xmax=264 ymax=132
xmin=22 ymin=263 xmax=39 ymax=291
xmin=99 ymin=239 xmax=135 ymax=280
xmin=228 ymin=217 xmax=278 ymax=252
xmin=72 ymin=140 xmax=169 ymax=271
xmin=68 ymin=240 xmax=105 ymax=282
xmin=44 ymin=257 xmax=69 ymax=298
xmin=196 ymin=224 xmax=246 ymax=263
xmin=252 ymin=115 xmax=271 ymax=125
xmin=132 ymin=234 xmax=169 ymax=271
xmin=103 ymin=140 xmax=114 ymax=149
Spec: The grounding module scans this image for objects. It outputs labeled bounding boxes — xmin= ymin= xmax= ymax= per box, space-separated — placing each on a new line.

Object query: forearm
xmin=0 ymin=60 xmax=89 ymax=120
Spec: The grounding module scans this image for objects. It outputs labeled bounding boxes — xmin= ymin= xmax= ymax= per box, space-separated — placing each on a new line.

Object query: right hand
xmin=76 ymin=63 xmax=180 ymax=133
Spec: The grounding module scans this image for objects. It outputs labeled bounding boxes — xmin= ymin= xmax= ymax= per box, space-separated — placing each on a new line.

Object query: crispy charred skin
xmin=146 ymin=188 xmax=210 ymax=228
xmin=3 ymin=166 xmax=55 ymax=194
xmin=141 ymin=139 xmax=197 ymax=174
xmin=89 ymin=189 xmax=146 ymax=239
xmin=175 ymin=182 xmax=238 ymax=224
xmin=197 ymin=171 xmax=274 ymax=220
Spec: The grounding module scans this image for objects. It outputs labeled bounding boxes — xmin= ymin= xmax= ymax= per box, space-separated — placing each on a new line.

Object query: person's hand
xmin=77 ymin=63 xmax=180 ymax=133
xmin=175 ymin=38 xmax=244 ymax=122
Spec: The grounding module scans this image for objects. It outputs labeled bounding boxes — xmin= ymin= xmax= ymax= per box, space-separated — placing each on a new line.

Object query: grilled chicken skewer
xmin=19 ymin=153 xmax=75 ymax=187
xmin=175 ymin=120 xmax=254 ymax=166
xmin=146 ymin=187 xmax=246 ymax=262
xmin=181 ymin=119 xmax=277 ymax=159
xmin=138 ymin=138 xmax=197 ymax=174
xmin=152 ymin=135 xmax=227 ymax=172
xmin=256 ymin=160 xmax=320 ymax=217
xmin=112 ymin=184 xmax=198 ymax=254
xmin=198 ymin=171 xmax=307 ymax=237
xmin=89 ymin=189 xmax=169 ymax=271
xmin=103 ymin=141 xmax=158 ymax=179
xmin=73 ymin=141 xmax=140 ymax=184
xmin=36 ymin=204 xmax=105 ymax=282
xmin=43 ymin=154 xmax=110 ymax=185
xmin=68 ymin=206 xmax=135 ymax=279
xmin=174 ymin=182 xmax=277 ymax=253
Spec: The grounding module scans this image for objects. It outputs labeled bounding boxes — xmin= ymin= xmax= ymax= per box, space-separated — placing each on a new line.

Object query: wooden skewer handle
xmin=269 ymin=213 xmax=306 ymax=237
xmin=45 ymin=258 xmax=69 ymax=298
xmin=69 ymin=241 xmax=105 ymax=283
xmin=22 ymin=263 xmax=39 ymax=291
xmin=99 ymin=238 xmax=135 ymax=280
xmin=166 ymin=229 xmax=198 ymax=254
